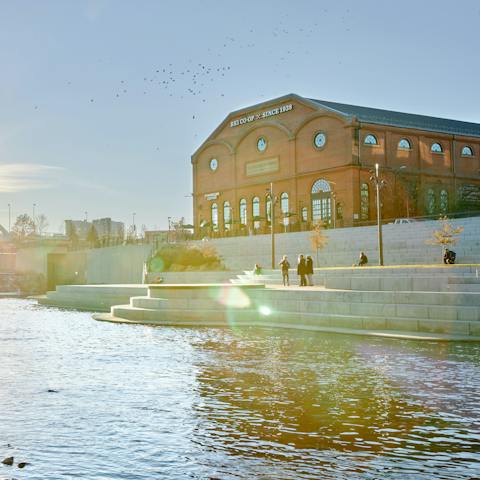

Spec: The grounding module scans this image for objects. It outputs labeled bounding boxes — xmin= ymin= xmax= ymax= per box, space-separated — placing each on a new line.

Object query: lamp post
xmin=266 ymin=182 xmax=278 ymax=269
xmin=32 ymin=203 xmax=36 ymax=234
xmin=167 ymin=216 xmax=171 ymax=243
xmin=370 ymin=163 xmax=386 ymax=266
xmin=7 ymin=203 xmax=11 ymax=232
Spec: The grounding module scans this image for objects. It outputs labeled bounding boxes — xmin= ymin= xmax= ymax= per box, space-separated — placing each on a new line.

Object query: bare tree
xmin=12 ymin=214 xmax=35 ymax=241
xmin=309 ymin=220 xmax=329 ymax=267
xmin=426 ymin=216 xmax=464 ymax=263
xmin=36 ymin=214 xmax=49 ymax=236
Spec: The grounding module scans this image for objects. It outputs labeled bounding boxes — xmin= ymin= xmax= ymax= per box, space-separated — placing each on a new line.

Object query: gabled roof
xmin=309 ymin=99 xmax=480 ymax=138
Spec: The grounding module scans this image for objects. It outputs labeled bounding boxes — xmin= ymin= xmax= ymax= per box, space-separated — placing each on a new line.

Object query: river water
xmin=0 ymin=299 xmax=479 ymax=479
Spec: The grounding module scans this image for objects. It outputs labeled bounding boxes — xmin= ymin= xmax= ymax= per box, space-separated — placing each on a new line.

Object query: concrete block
xmin=427 ymin=305 xmax=458 ymax=321
xmin=386 ymin=317 xmax=419 ymax=332
xmin=351 ymin=303 xmax=395 ymax=317
xmin=418 ymin=320 xmax=470 ymax=335
xmin=319 ymin=302 xmax=351 ymax=315
xmin=381 ymin=277 xmax=412 ymax=291
xmin=325 ymin=277 xmax=351 ymax=290
xmin=329 ymin=315 xmax=364 ymax=330
xmin=351 ymin=277 xmax=381 ymax=291
xmin=299 ymin=313 xmax=331 ymax=327
xmin=458 ymin=307 xmax=479 ymax=322
xmin=362 ymin=316 xmax=387 ymax=330
xmin=469 ymin=322 xmax=480 ymax=336
xmin=396 ymin=304 xmax=429 ymax=318
xmin=361 ymin=291 xmax=395 ymax=304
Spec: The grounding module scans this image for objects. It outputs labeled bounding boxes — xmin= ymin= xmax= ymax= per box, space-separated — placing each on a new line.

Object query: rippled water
xmin=0 ymin=299 xmax=479 ymax=479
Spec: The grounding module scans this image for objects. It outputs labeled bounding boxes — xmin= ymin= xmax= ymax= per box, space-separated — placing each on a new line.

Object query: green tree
xmin=11 ymin=214 xmax=35 ymax=241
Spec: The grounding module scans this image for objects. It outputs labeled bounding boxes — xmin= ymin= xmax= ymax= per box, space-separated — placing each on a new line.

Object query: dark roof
xmin=309 ymin=99 xmax=480 ymax=138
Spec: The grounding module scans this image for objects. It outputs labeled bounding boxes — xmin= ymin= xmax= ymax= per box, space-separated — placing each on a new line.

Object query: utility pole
xmin=7 ymin=203 xmax=11 ymax=232
xmin=371 ymin=164 xmax=385 ymax=266
xmin=266 ymin=182 xmax=278 ymax=269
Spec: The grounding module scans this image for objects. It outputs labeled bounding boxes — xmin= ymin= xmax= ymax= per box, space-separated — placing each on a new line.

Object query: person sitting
xmin=253 ymin=264 xmax=263 ymax=275
xmin=358 ymin=251 xmax=368 ymax=267
xmin=444 ymin=249 xmax=456 ymax=265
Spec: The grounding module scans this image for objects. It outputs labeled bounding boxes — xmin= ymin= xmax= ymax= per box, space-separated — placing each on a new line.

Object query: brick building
xmin=192 ymin=93 xmax=480 ymax=235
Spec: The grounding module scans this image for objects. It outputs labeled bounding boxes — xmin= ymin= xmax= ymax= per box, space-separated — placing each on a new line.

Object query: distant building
xmin=65 ymin=218 xmax=125 ymax=242
xmin=144 ymin=230 xmax=169 ymax=245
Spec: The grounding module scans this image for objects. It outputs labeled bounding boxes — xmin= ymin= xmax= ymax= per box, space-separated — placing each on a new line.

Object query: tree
xmin=11 ymin=214 xmax=35 ymax=241
xmin=426 ymin=216 xmax=464 ymax=263
xmin=86 ymin=224 xmax=99 ymax=248
xmin=36 ymin=214 xmax=49 ymax=236
xmin=309 ymin=220 xmax=329 ymax=267
xmin=66 ymin=222 xmax=79 ymax=249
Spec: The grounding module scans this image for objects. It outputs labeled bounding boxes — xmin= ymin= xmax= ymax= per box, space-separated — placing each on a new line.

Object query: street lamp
xmin=370 ymin=163 xmax=386 ymax=266
xmin=7 ymin=203 xmax=11 ymax=232
xmin=167 ymin=216 xmax=171 ymax=243
xmin=266 ymin=182 xmax=279 ymax=269
xmin=32 ymin=203 xmax=36 ymax=234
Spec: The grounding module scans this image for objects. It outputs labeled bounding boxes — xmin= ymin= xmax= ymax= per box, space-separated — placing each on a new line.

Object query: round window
xmin=209 ymin=158 xmax=218 ymax=171
xmin=314 ymin=132 xmax=326 ymax=149
xmin=257 ymin=137 xmax=267 ymax=152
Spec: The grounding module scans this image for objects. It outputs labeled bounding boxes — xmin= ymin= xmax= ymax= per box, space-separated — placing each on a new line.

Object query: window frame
xmin=398 ymin=138 xmax=412 ymax=150
xmin=461 ymin=145 xmax=474 ymax=157
xmin=364 ymin=134 xmax=378 ymax=146
xmin=431 ymin=142 xmax=443 ymax=154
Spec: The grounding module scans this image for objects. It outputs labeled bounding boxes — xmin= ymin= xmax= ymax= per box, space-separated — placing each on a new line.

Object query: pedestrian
xmin=444 ymin=248 xmax=456 ymax=265
xmin=357 ymin=251 xmax=368 ymax=267
xmin=297 ymin=254 xmax=307 ymax=286
xmin=253 ymin=263 xmax=263 ymax=275
xmin=306 ymin=255 xmax=314 ymax=286
xmin=279 ymin=255 xmax=290 ymax=286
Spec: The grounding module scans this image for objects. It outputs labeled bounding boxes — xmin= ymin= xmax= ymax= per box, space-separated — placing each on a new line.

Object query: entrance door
xmin=311 ymin=179 xmax=332 ymax=225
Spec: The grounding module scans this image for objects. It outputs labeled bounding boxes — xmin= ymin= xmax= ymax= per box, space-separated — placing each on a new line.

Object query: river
xmin=0 ymin=299 xmax=479 ymax=479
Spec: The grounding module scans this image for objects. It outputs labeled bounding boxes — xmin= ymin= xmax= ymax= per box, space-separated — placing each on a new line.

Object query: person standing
xmin=297 ymin=254 xmax=307 ymax=287
xmin=279 ymin=255 xmax=290 ymax=286
xmin=306 ymin=255 xmax=314 ymax=286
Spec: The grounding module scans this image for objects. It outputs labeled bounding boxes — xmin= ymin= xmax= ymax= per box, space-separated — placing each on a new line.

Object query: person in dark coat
xmin=279 ymin=255 xmax=290 ymax=286
xmin=306 ymin=255 xmax=314 ymax=286
xmin=444 ymin=249 xmax=456 ymax=264
xmin=358 ymin=251 xmax=368 ymax=267
xmin=297 ymin=254 xmax=307 ymax=286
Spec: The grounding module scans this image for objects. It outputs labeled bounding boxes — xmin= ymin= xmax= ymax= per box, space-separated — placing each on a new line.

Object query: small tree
xmin=36 ymin=214 xmax=49 ymax=236
xmin=309 ymin=220 xmax=329 ymax=267
xmin=426 ymin=216 xmax=464 ymax=263
xmin=11 ymin=214 xmax=35 ymax=241
xmin=66 ymin=223 xmax=79 ymax=249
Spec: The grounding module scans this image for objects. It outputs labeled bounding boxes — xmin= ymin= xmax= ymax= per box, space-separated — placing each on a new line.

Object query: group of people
xmin=278 ymin=254 xmax=314 ymax=287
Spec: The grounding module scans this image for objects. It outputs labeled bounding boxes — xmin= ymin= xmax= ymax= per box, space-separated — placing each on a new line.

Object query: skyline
xmin=1 ymin=0 xmax=480 ymax=232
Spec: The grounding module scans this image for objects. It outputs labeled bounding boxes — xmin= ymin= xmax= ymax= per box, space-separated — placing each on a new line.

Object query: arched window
xmin=252 ymin=197 xmax=260 ymax=230
xmin=239 ymin=198 xmax=247 ymax=225
xmin=431 ymin=143 xmax=443 ymax=153
xmin=311 ymin=178 xmax=332 ymax=223
xmin=426 ymin=188 xmax=436 ymax=215
xmin=462 ymin=146 xmax=474 ymax=157
xmin=364 ymin=134 xmax=378 ymax=145
xmin=211 ymin=203 xmax=218 ymax=229
xmin=223 ymin=201 xmax=231 ymax=230
xmin=360 ymin=183 xmax=370 ymax=220
xmin=440 ymin=189 xmax=448 ymax=214
xmin=280 ymin=192 xmax=289 ymax=227
xmin=398 ymin=138 xmax=411 ymax=150
xmin=301 ymin=207 xmax=308 ymax=222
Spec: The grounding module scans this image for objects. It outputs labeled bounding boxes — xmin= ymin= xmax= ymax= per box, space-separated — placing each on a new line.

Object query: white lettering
xmin=230 ymin=103 xmax=293 ymax=128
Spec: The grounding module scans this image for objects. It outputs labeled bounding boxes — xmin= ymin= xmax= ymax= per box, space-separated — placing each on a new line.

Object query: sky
xmin=0 ymin=0 xmax=479 ymax=232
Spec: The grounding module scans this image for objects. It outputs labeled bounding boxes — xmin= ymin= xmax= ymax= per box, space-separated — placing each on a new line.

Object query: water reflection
xmin=0 ymin=300 xmax=479 ymax=479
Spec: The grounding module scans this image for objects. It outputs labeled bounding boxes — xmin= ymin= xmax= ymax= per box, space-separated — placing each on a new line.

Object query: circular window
xmin=257 ymin=137 xmax=267 ymax=152
xmin=313 ymin=132 xmax=327 ymax=149
xmin=209 ymin=158 xmax=218 ymax=171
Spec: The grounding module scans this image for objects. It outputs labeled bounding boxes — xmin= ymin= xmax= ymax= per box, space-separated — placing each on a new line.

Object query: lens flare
xmin=258 ymin=305 xmax=272 ymax=316
xmin=210 ymin=285 xmax=251 ymax=309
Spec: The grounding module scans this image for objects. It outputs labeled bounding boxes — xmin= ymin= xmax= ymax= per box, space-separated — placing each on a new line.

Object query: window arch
xmin=239 ymin=198 xmax=247 ymax=225
xmin=223 ymin=201 xmax=231 ymax=229
xmin=364 ymin=134 xmax=378 ymax=145
xmin=280 ymin=192 xmax=289 ymax=214
xmin=462 ymin=146 xmax=474 ymax=157
xmin=398 ymin=138 xmax=411 ymax=150
xmin=211 ymin=203 xmax=218 ymax=229
xmin=311 ymin=179 xmax=331 ymax=194
xmin=426 ymin=188 xmax=436 ymax=215
xmin=311 ymin=178 xmax=332 ymax=223
xmin=360 ymin=183 xmax=370 ymax=220
xmin=431 ymin=143 xmax=443 ymax=153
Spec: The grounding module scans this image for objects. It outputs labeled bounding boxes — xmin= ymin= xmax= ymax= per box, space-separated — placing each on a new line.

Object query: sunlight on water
xmin=0 ymin=299 xmax=479 ymax=479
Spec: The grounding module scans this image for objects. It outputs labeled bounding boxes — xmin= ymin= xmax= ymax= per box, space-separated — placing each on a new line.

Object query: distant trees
xmin=11 ymin=214 xmax=35 ymax=241
xmin=86 ymin=224 xmax=99 ymax=248
xmin=36 ymin=214 xmax=49 ymax=236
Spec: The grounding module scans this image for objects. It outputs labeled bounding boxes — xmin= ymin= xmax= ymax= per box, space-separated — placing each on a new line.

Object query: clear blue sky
xmin=1 ymin=0 xmax=479 ymax=232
